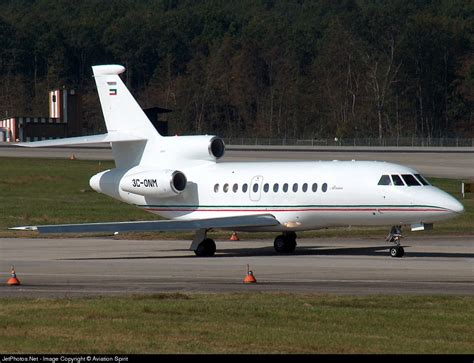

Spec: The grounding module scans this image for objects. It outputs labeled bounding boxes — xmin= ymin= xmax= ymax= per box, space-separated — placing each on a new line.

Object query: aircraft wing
xmin=10 ymin=214 xmax=280 ymax=234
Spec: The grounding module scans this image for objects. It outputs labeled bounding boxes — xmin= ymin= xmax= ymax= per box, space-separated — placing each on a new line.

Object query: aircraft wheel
xmin=284 ymin=232 xmax=297 ymax=253
xmin=389 ymin=246 xmax=404 ymax=258
xmin=274 ymin=235 xmax=286 ymax=253
xmin=398 ymin=246 xmax=405 ymax=257
xmin=285 ymin=239 xmax=297 ymax=253
xmin=390 ymin=247 xmax=398 ymax=257
xmin=274 ymin=235 xmax=297 ymax=253
xmin=194 ymin=238 xmax=216 ymax=257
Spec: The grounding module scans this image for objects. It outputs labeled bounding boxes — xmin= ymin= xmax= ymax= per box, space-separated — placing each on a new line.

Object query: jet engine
xmin=120 ymin=169 xmax=187 ymax=197
xmin=164 ymin=135 xmax=225 ymax=162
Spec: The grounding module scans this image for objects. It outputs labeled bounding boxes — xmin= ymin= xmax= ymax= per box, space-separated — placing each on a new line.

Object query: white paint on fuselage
xmin=90 ymin=160 xmax=464 ymax=232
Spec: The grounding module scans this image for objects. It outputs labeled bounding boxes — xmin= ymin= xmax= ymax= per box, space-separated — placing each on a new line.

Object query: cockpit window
xmin=378 ymin=175 xmax=392 ymax=185
xmin=401 ymin=174 xmax=421 ymax=186
xmin=391 ymin=175 xmax=405 ymax=186
xmin=414 ymin=174 xmax=430 ymax=186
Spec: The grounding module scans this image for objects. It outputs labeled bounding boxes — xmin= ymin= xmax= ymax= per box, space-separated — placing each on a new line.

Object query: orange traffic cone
xmin=6 ymin=266 xmax=20 ymax=286
xmin=243 ymin=264 xmax=257 ymax=284
xmin=230 ymin=232 xmax=239 ymax=241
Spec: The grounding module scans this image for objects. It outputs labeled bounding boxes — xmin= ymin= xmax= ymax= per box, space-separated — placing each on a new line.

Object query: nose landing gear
xmin=386 ymin=225 xmax=405 ymax=258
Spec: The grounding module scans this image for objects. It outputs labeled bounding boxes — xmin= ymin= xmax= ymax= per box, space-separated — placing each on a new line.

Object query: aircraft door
xmin=250 ymin=175 xmax=263 ymax=201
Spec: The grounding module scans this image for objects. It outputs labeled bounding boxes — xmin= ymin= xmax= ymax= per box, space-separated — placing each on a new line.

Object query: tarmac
xmin=1 ymin=235 xmax=473 ymax=297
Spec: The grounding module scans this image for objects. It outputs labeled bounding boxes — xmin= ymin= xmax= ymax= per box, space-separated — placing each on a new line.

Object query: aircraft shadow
xmin=218 ymin=246 xmax=474 ymax=259
xmin=59 ymin=245 xmax=474 ymax=260
xmin=217 ymin=245 xmax=389 ymax=257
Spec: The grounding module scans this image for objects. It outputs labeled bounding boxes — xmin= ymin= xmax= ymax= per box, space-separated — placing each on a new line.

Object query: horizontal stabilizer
xmin=10 ymin=214 xmax=279 ymax=234
xmin=16 ymin=133 xmax=146 ymax=147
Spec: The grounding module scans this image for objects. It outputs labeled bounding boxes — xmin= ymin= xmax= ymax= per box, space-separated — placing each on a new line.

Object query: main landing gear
xmin=194 ymin=238 xmax=216 ymax=257
xmin=386 ymin=225 xmax=405 ymax=258
xmin=191 ymin=229 xmax=299 ymax=257
xmin=191 ymin=229 xmax=216 ymax=257
xmin=274 ymin=232 xmax=297 ymax=253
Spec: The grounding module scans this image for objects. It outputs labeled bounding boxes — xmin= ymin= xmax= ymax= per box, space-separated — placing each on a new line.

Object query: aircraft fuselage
xmin=90 ymin=160 xmax=464 ymax=232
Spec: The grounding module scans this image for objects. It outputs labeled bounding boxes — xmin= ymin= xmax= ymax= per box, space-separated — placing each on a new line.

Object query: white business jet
xmin=13 ymin=64 xmax=464 ymax=258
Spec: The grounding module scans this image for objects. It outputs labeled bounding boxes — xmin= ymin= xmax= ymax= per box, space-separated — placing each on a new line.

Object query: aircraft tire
xmin=390 ymin=246 xmax=404 ymax=258
xmin=286 ymin=240 xmax=296 ymax=253
xmin=274 ymin=235 xmax=297 ymax=253
xmin=194 ymin=238 xmax=216 ymax=257
xmin=274 ymin=235 xmax=287 ymax=253
xmin=397 ymin=246 xmax=405 ymax=257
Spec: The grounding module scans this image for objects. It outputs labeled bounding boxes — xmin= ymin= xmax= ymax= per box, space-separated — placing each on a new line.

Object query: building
xmin=0 ymin=89 xmax=82 ymax=142
xmin=0 ymin=88 xmax=169 ymax=142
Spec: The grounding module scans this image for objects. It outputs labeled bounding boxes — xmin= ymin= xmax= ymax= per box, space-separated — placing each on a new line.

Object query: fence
xmin=223 ymin=137 xmax=474 ymax=147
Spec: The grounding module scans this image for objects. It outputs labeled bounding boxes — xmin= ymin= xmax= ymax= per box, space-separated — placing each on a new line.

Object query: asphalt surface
xmin=1 ymin=236 xmax=473 ymax=297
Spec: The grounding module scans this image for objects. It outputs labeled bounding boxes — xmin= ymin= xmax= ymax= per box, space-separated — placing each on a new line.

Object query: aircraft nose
xmin=444 ymin=194 xmax=464 ymax=214
xmin=451 ymin=199 xmax=464 ymax=214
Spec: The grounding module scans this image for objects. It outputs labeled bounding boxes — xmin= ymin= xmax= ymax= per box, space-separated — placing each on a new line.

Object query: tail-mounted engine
xmin=120 ymin=169 xmax=187 ymax=197
xmin=164 ymin=135 xmax=225 ymax=162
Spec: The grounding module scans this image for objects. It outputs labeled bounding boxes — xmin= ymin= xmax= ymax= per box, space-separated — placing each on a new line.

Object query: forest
xmin=0 ymin=0 xmax=472 ymax=140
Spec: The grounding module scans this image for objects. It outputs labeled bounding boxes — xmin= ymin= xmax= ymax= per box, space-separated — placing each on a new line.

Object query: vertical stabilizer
xmin=92 ymin=65 xmax=161 ymax=168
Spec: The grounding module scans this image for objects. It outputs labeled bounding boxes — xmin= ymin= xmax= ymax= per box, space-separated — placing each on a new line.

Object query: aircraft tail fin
xmin=91 ymin=65 xmax=162 ymax=168
xmin=92 ymin=65 xmax=160 ymax=138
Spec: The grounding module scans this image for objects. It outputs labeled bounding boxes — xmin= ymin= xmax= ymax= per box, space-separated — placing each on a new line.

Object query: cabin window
xmin=322 ymin=183 xmax=328 ymax=192
xmin=283 ymin=183 xmax=289 ymax=192
xmin=312 ymin=183 xmax=318 ymax=192
xmin=414 ymin=174 xmax=430 ymax=185
xmin=232 ymin=183 xmax=238 ymax=193
xmin=223 ymin=183 xmax=229 ymax=192
xmin=302 ymin=183 xmax=308 ymax=192
xmin=214 ymin=184 xmax=219 ymax=192
xmin=273 ymin=183 xmax=279 ymax=192
xmin=253 ymin=183 xmax=259 ymax=193
xmin=391 ymin=175 xmax=405 ymax=186
xmin=378 ymin=175 xmax=392 ymax=185
xmin=292 ymin=183 xmax=298 ymax=192
xmin=242 ymin=183 xmax=248 ymax=193
xmin=263 ymin=183 xmax=269 ymax=193
xmin=401 ymin=174 xmax=421 ymax=186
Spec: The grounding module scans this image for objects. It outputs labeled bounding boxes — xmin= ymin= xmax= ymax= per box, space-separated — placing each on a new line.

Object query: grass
xmin=0 ymin=293 xmax=472 ymax=354
xmin=0 ymin=157 xmax=472 ymax=239
xmin=0 ymin=158 xmax=153 ymax=235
